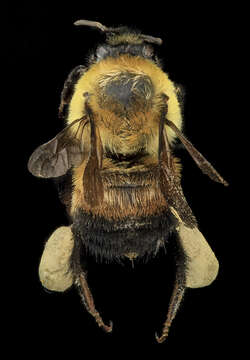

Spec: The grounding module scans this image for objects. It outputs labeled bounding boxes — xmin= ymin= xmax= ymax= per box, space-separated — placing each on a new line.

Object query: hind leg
xmin=70 ymin=233 xmax=113 ymax=333
xmin=155 ymin=235 xmax=187 ymax=343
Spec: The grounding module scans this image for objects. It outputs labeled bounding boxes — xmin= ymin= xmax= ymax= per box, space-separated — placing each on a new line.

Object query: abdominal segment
xmin=71 ymin=208 xmax=178 ymax=262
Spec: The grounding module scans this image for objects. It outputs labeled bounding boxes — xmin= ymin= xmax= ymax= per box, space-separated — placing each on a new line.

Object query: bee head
xmin=74 ymin=19 xmax=162 ymax=45
xmin=74 ymin=19 xmax=162 ymax=61
xmin=73 ymin=20 xmax=162 ymax=113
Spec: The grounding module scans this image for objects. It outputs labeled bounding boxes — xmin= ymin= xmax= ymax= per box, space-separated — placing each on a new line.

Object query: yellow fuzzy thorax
xmin=67 ymin=55 xmax=183 ymax=216
xmin=67 ymin=54 xmax=182 ymax=148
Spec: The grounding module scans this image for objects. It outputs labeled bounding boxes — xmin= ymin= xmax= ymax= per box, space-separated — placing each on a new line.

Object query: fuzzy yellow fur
xmin=67 ymin=55 xmax=183 ymax=217
xmin=67 ymin=55 xmax=182 ymax=147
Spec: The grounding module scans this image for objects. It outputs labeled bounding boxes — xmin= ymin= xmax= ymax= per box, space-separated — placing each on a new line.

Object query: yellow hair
xmin=68 ymin=55 xmax=182 ymax=145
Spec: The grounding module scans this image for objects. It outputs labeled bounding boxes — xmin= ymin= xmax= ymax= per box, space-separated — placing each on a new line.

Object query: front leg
xmin=70 ymin=232 xmax=113 ymax=333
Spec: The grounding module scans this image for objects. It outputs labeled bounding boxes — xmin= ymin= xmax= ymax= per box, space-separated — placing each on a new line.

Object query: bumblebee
xmin=28 ymin=20 xmax=228 ymax=343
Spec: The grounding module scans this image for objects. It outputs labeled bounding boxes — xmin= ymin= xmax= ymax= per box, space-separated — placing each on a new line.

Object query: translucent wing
xmin=28 ymin=117 xmax=87 ymax=178
xmin=159 ymin=117 xmax=219 ymax=288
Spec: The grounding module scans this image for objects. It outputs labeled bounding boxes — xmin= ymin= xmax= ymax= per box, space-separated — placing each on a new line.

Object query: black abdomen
xmin=72 ymin=210 xmax=177 ymax=262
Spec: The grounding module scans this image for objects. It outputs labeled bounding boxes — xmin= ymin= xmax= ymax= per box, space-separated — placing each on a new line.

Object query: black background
xmin=8 ymin=2 xmax=240 ymax=357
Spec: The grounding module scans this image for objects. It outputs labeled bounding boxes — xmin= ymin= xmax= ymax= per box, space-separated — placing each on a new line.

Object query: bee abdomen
xmin=72 ymin=209 xmax=178 ymax=262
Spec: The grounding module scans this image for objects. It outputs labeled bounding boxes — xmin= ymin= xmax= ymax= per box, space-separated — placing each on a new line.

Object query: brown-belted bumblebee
xmin=28 ymin=20 xmax=228 ymax=343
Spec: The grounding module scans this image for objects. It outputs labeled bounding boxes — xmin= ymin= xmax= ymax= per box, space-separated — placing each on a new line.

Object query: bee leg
xmin=76 ymin=272 xmax=113 ymax=333
xmin=155 ymin=278 xmax=186 ymax=343
xmin=155 ymin=237 xmax=186 ymax=343
xmin=70 ymin=235 xmax=113 ymax=333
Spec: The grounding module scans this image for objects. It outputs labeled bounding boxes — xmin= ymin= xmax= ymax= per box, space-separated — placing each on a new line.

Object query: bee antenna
xmin=74 ymin=19 xmax=163 ymax=45
xmin=74 ymin=19 xmax=119 ymax=33
xmin=140 ymin=34 xmax=163 ymax=45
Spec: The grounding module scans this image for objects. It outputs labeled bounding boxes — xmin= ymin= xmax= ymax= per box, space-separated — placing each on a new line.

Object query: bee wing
xmin=28 ymin=118 xmax=87 ymax=178
xmin=53 ymin=171 xmax=73 ymax=215
xmin=160 ymin=163 xmax=219 ymax=288
xmin=165 ymin=119 xmax=228 ymax=186
xmin=28 ymin=135 xmax=83 ymax=178
xmin=159 ymin=123 xmax=219 ymax=288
